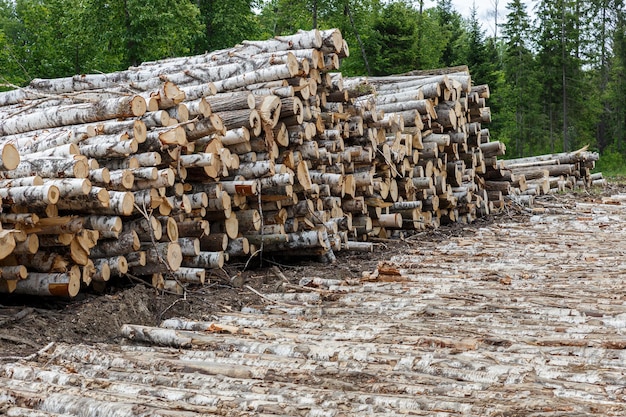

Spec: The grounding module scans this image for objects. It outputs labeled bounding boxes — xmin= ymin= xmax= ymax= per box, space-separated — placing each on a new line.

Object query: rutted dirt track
xmin=2 ymin=190 xmax=626 ymax=416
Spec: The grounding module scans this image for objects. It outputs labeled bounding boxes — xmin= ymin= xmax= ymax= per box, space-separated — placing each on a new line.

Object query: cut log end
xmin=131 ymin=96 xmax=148 ymax=117
xmin=46 ymin=185 xmax=60 ymax=205
xmin=1 ymin=144 xmax=20 ymax=171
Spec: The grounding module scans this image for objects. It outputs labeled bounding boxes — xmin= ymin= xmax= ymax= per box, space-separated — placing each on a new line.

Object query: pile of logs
xmin=474 ymin=146 xmax=601 ymax=208
xmin=0 ymin=29 xmax=602 ymax=298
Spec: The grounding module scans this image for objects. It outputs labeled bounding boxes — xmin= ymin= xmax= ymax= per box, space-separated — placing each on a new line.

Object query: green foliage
xmin=367 ymin=1 xmax=419 ymax=75
xmin=258 ymin=0 xmax=314 ymax=36
xmin=0 ymin=1 xmax=25 ymax=87
xmin=499 ymin=0 xmax=545 ymax=157
xmin=0 ymin=0 xmax=626 ymax=172
xmin=81 ymin=0 xmax=203 ymax=68
xmin=195 ymin=0 xmax=262 ymax=53
xmin=416 ymin=8 xmax=449 ymax=69
xmin=0 ymin=0 xmax=204 ymax=79
xmin=325 ymin=0 xmax=380 ymax=76
xmin=600 ymin=2 xmax=626 ymax=153
xmin=595 ymin=146 xmax=626 ymax=175
xmin=434 ymin=0 xmax=467 ymax=67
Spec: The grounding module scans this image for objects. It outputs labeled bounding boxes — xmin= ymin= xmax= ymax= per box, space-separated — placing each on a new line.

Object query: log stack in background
xmin=0 ymin=29 xmax=602 ymax=298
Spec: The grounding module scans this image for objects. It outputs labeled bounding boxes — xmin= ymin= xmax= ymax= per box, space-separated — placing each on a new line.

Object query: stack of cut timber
xmin=483 ymin=146 xmax=601 ymax=207
xmin=0 ymin=29 xmax=351 ymax=295
xmin=341 ymin=66 xmax=501 ymax=228
xmin=0 ymin=29 xmax=592 ymax=298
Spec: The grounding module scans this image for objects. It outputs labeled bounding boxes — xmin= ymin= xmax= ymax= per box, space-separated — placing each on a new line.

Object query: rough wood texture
xmin=2 ymin=198 xmax=625 ymax=414
xmin=0 ymin=28 xmax=602 ymax=297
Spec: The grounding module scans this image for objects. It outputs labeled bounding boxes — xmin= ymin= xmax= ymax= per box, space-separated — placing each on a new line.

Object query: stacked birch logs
xmin=477 ymin=146 xmax=601 ymax=207
xmin=0 ymin=29 xmax=597 ymax=298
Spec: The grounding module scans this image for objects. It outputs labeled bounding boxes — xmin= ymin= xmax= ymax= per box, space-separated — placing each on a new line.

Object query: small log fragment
xmin=182 ymin=251 xmax=225 ymax=269
xmin=89 ymin=230 xmax=139 ymax=258
xmin=173 ymin=267 xmax=206 ymax=285
xmin=15 ymin=266 xmax=82 ymax=297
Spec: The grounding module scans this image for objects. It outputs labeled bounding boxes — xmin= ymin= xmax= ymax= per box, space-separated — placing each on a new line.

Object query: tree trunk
xmin=0 ymin=96 xmax=146 ymax=135
xmin=0 ymin=185 xmax=60 ymax=205
xmin=182 ymin=251 xmax=224 ymax=269
xmin=15 ymin=266 xmax=81 ymax=298
xmin=1 ymin=158 xmax=89 ymax=179
xmin=89 ymin=230 xmax=139 ymax=258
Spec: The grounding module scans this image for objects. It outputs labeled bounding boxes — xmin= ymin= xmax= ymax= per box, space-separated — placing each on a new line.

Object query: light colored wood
xmin=0 ymin=96 xmax=146 ymax=135
xmin=0 ymin=265 xmax=27 ymax=280
xmin=0 ymin=143 xmax=20 ymax=170
xmin=173 ymin=267 xmax=206 ymax=285
xmin=90 ymin=230 xmax=139 ymax=258
xmin=0 ymin=185 xmax=60 ymax=205
xmin=15 ymin=266 xmax=81 ymax=297
xmin=136 ymin=242 xmax=183 ymax=272
xmin=182 ymin=251 xmax=224 ymax=269
xmin=0 ymin=158 xmax=89 ymax=179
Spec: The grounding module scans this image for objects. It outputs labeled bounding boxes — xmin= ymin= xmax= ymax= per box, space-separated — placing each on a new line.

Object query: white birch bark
xmin=225 ymin=237 xmax=250 ymax=257
xmin=233 ymin=161 xmax=275 ymax=178
xmin=187 ymin=192 xmax=208 ymax=209
xmin=376 ymin=99 xmax=436 ymax=117
xmin=90 ymin=230 xmax=139 ymax=259
xmin=178 ymin=237 xmax=200 ymax=257
xmin=125 ymin=251 xmax=146 ymax=267
xmin=141 ymin=126 xmax=187 ymax=152
xmin=0 ymin=157 xmax=88 ymax=179
xmin=220 ymin=179 xmax=259 ymax=196
xmin=204 ymin=91 xmax=255 ymax=112
xmin=81 ymin=215 xmax=123 ymax=233
xmin=0 ymin=265 xmax=27 ymax=280
xmin=133 ymin=242 xmax=182 ymax=273
xmin=93 ymin=256 xmax=127 ymax=278
xmin=185 ymin=114 xmax=225 ymax=141
xmin=19 ymin=143 xmax=80 ymax=161
xmin=0 ymin=176 xmax=43 ymax=188
xmin=15 ymin=267 xmax=81 ymax=298
xmin=11 ymin=130 xmax=77 ymax=155
xmin=79 ymin=138 xmax=138 ymax=158
xmin=122 ymin=215 xmax=162 ymax=241
xmin=0 ymin=96 xmax=146 ymax=135
xmin=213 ymin=64 xmax=299 ymax=93
xmin=132 ymin=168 xmax=175 ymax=191
xmin=184 ymin=98 xmax=211 ymax=118
xmin=178 ymin=152 xmax=219 ymax=169
xmin=172 ymin=267 xmax=205 ymax=285
xmin=107 ymin=169 xmax=134 ymax=190
xmin=128 ymin=167 xmax=157 ymax=180
xmin=88 ymin=167 xmax=110 ymax=185
xmin=182 ymin=251 xmax=224 ymax=269
xmin=90 ymin=259 xmax=111 ymax=282
xmin=0 ymin=184 xmax=59 ymax=205
xmin=133 ymin=152 xmax=162 ymax=167
xmin=179 ymin=82 xmax=217 ymax=102
xmin=132 ymin=189 xmax=162 ymax=211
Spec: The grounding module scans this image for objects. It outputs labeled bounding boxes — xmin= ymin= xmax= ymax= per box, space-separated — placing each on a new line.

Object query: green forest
xmin=0 ymin=0 xmax=625 ymax=173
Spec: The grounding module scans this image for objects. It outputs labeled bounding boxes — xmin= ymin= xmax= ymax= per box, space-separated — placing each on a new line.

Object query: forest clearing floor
xmin=0 ymin=181 xmax=624 ymax=359
xmin=2 ymin=181 xmax=626 ymax=415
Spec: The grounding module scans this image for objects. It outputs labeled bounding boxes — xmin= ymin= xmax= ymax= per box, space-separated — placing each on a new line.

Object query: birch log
xmin=0 ymin=96 xmax=146 ymax=135
xmin=14 ymin=266 xmax=81 ymax=297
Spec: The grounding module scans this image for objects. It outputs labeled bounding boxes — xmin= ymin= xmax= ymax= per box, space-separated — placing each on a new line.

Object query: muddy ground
xmin=0 ymin=181 xmax=623 ymax=360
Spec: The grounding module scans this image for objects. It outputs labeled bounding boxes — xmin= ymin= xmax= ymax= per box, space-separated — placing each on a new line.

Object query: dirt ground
xmin=0 ymin=181 xmax=623 ymax=360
